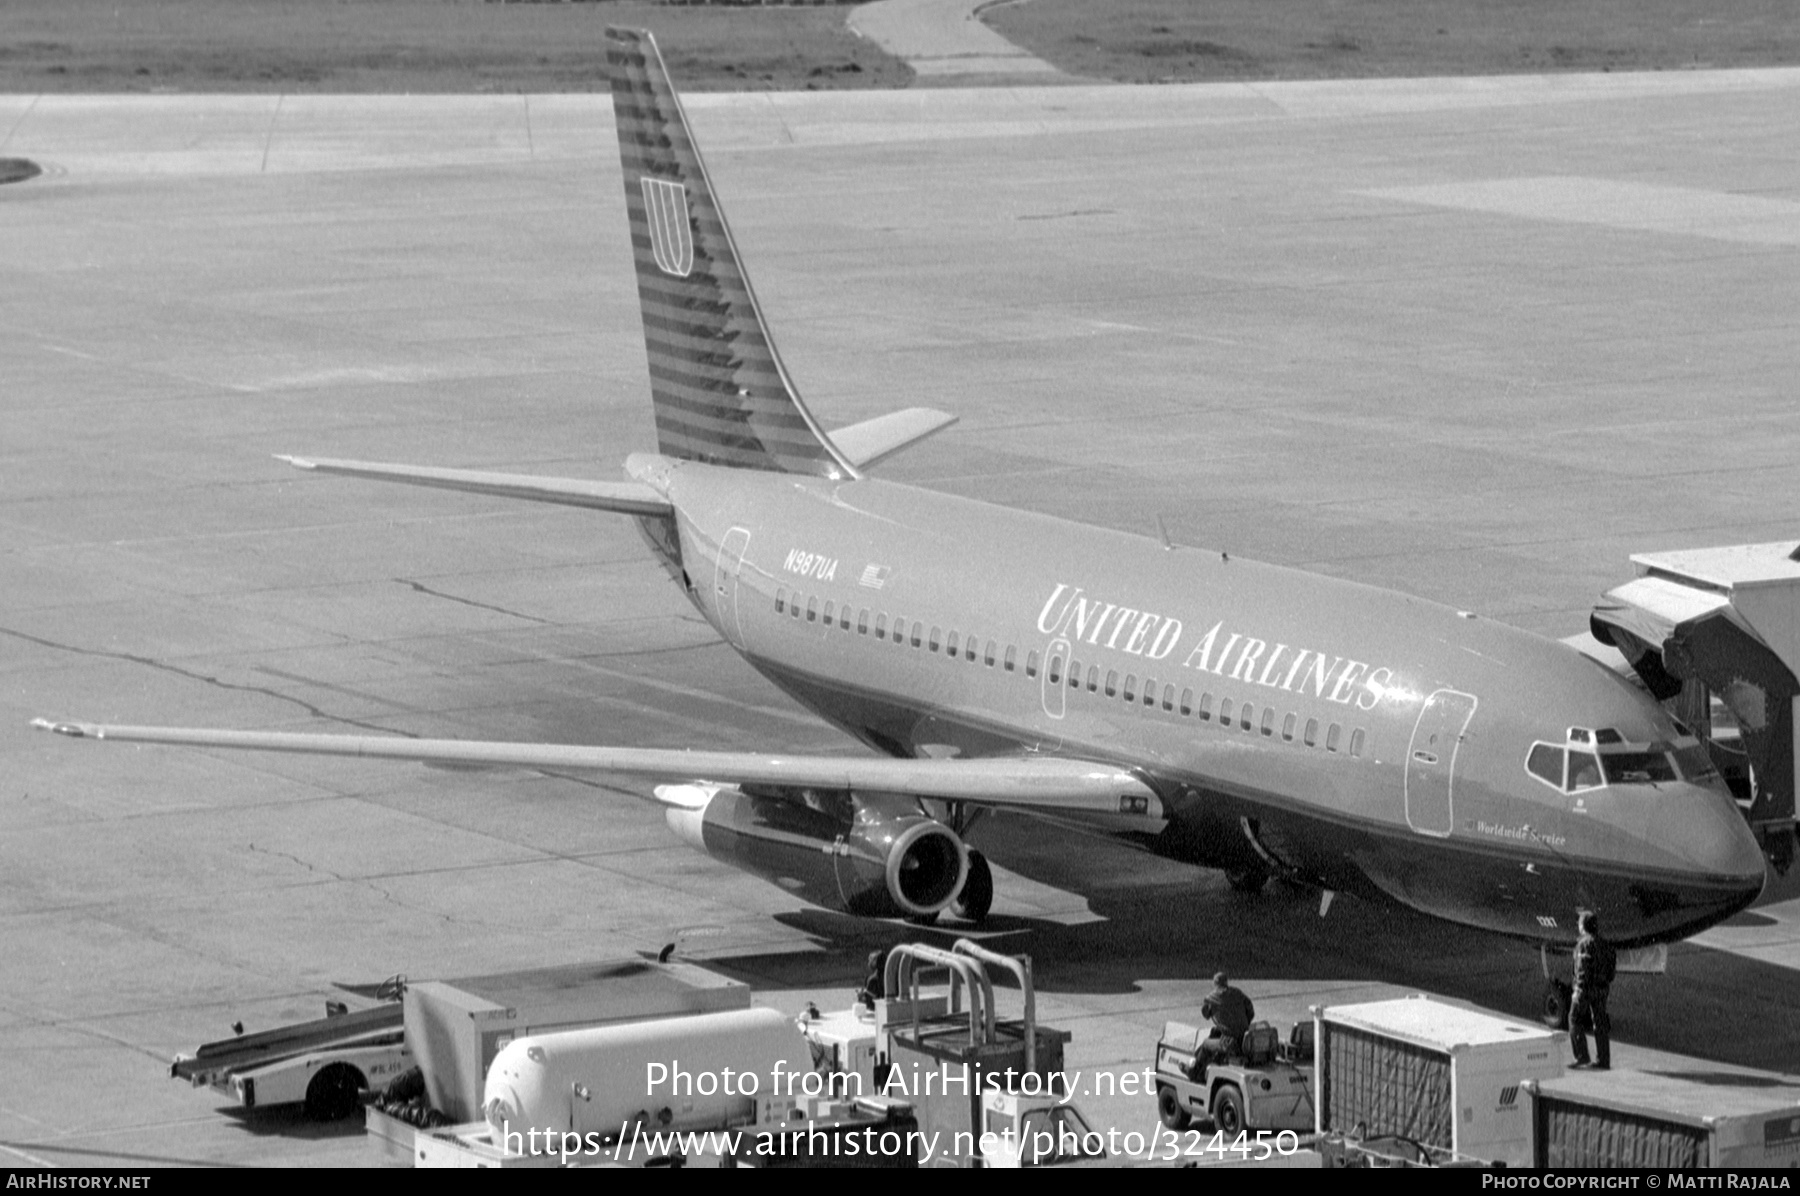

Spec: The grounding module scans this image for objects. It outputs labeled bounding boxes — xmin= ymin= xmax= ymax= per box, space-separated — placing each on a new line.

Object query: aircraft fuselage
xmin=639 ymin=454 xmax=1766 ymax=948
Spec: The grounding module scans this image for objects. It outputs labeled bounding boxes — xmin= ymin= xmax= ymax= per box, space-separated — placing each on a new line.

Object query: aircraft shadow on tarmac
xmin=699 ymin=813 xmax=1800 ymax=1075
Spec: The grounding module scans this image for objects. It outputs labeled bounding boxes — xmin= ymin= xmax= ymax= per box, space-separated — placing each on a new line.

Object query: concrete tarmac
xmin=849 ymin=0 xmax=1073 ymax=84
xmin=4 ymin=70 xmax=1800 ymax=1166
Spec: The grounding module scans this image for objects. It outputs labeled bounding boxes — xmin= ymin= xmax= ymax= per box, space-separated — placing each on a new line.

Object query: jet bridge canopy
xmin=1591 ymin=541 xmax=1800 ymax=872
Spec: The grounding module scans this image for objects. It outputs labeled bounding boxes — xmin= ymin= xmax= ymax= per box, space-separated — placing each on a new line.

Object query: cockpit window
xmin=1567 ymin=752 xmax=1602 ymax=792
xmin=1673 ymin=742 xmax=1718 ymax=783
xmin=1527 ymin=743 xmax=1564 ymax=788
xmin=1600 ymin=751 xmax=1676 ymax=785
xmin=1529 ymin=731 xmax=1706 ymax=793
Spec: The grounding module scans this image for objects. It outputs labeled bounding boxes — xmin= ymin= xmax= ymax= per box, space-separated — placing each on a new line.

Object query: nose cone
xmin=1649 ymin=785 xmax=1768 ymax=885
xmin=1640 ymin=785 xmax=1767 ymax=937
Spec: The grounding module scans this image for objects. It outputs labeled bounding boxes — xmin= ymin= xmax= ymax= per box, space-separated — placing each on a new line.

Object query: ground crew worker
xmin=1195 ymin=971 xmax=1255 ymax=1074
xmin=857 ymin=948 xmax=887 ymax=1009
xmin=1569 ymin=910 xmax=1617 ymax=1070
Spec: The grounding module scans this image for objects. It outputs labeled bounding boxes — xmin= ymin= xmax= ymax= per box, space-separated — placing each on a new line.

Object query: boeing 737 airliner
xmin=36 ymin=29 xmax=1766 ymax=953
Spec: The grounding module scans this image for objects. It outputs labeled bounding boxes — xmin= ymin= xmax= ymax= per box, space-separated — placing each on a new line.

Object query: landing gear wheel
xmin=1212 ymin=1085 xmax=1245 ymax=1136
xmin=1157 ymin=1085 xmax=1191 ymax=1131
xmin=954 ymin=850 xmax=994 ymax=924
xmin=304 ymin=1062 xmax=364 ymax=1121
xmin=1541 ymin=978 xmax=1572 ymax=1030
xmin=1226 ymin=867 xmax=1268 ymax=894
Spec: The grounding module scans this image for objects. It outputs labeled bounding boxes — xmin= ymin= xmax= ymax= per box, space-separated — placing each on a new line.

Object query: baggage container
xmin=405 ymin=958 xmax=748 ymax=1122
xmin=1315 ymin=995 xmax=1565 ymax=1166
xmin=1526 ymin=1069 xmax=1800 ymax=1168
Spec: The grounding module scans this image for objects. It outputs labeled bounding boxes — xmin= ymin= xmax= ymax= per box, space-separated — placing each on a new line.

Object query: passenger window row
xmin=1037 ymin=648 xmax=1364 ymax=754
xmin=774 ymin=588 xmax=1020 ymax=673
xmin=1168 ymin=685 xmax=1364 ymax=758
xmin=771 ymin=588 xmax=1366 ymax=757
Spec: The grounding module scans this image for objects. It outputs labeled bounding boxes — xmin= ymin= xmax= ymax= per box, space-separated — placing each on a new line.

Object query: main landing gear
xmin=955 ymin=850 xmax=994 ymax=923
xmin=1226 ymin=867 xmax=1269 ymax=894
xmin=936 ymin=801 xmax=993 ymax=925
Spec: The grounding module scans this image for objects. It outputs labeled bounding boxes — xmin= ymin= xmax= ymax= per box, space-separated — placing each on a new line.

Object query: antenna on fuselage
xmin=1155 ymin=515 xmax=1175 ymax=551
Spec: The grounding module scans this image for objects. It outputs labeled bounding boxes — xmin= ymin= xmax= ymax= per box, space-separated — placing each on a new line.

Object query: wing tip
xmin=30 ymin=718 xmax=91 ymax=738
xmin=274 ymin=454 xmax=317 ymax=471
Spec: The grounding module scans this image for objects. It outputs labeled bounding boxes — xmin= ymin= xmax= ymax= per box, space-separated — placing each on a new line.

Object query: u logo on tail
xmin=606 ymin=27 xmax=854 ymax=479
xmin=639 ymin=178 xmax=693 ymax=278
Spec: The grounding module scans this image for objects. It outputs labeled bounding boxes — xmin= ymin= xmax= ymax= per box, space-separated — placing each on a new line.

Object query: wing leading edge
xmin=31 ymin=719 xmax=1164 ymax=830
xmin=276 ymin=456 xmax=672 ymax=515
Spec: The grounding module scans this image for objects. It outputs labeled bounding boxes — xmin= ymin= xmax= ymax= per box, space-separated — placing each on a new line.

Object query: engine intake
xmin=657 ymin=784 xmax=967 ymax=919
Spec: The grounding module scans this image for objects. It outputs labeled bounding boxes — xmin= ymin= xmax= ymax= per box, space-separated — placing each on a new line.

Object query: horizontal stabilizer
xmin=829 ymin=408 xmax=959 ymax=470
xmin=32 ymin=719 xmax=1163 ymax=828
xmin=276 ymin=456 xmax=671 ymax=516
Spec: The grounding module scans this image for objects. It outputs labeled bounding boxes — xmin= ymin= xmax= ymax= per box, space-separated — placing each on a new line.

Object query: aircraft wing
xmin=31 ymin=720 xmax=1163 ymax=829
xmin=276 ymin=456 xmax=672 ymax=516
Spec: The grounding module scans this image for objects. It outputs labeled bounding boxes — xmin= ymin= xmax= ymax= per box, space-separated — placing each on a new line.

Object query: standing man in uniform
xmin=1569 ymin=910 xmax=1617 ymax=1070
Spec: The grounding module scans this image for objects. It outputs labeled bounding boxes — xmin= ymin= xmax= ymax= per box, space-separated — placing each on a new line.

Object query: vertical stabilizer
xmin=606 ymin=28 xmax=854 ymax=478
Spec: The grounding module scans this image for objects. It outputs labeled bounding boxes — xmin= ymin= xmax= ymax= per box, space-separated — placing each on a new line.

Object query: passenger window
xmin=857 ymin=609 xmax=869 ymax=635
xmin=1304 ymin=718 xmax=1319 ymax=747
xmin=1281 ymin=713 xmax=1296 ymax=742
xmin=1260 ymin=708 xmax=1275 ymax=737
xmin=1046 ymin=654 xmax=1060 ymax=684
xmin=1326 ymin=723 xmax=1342 ymax=752
xmin=929 ymin=626 xmax=942 ymax=652
xmin=1349 ymin=728 xmax=1365 ymax=757
xmin=1219 ymin=698 xmax=1233 ymax=725
xmin=1007 ymin=646 xmax=1019 ymax=673
xmin=875 ymin=613 xmax=888 ymax=640
xmin=823 ymin=600 xmax=836 ymax=625
xmin=1199 ymin=692 xmax=1214 ymax=721
xmin=945 ymin=631 xmax=958 ymax=656
xmin=806 ymin=596 xmax=818 ymax=622
xmin=1179 ymin=688 xmax=1194 ymax=716
xmin=1104 ymin=670 xmax=1118 ymax=698
xmin=1527 ymin=743 xmax=1563 ymax=787
xmin=776 ymin=588 xmax=787 ymax=614
xmin=1024 ymin=649 xmax=1037 ymax=678
xmin=1162 ymin=684 xmax=1175 ymax=711
xmin=1086 ymin=665 xmax=1099 ymax=692
xmin=966 ymin=638 xmax=977 ymax=662
xmin=1567 ymin=752 xmax=1602 ymax=792
xmin=791 ymin=593 xmax=803 ymax=619
xmin=986 ymin=640 xmax=998 ymax=667
xmin=1123 ymin=675 xmax=1138 ymax=703
xmin=891 ymin=617 xmax=905 ymax=642
xmin=841 ymin=607 xmax=852 ymax=630
xmin=911 ymin=624 xmax=923 ymax=649
xmin=1241 ymin=703 xmax=1254 ymax=732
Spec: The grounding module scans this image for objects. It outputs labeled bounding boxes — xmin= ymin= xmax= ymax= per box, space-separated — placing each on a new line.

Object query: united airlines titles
xmin=1036 ymin=583 xmax=1394 ymax=712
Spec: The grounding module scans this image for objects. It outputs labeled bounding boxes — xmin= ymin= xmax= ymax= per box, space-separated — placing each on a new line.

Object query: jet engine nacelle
xmin=656 ymin=783 xmax=967 ymax=919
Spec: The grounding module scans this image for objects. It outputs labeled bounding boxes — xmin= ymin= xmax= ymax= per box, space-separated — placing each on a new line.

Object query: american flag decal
xmin=859 ymin=564 xmax=891 ymax=590
xmin=640 ymin=177 xmax=693 ymax=277
xmin=1499 ymin=1085 xmax=1519 ymax=1107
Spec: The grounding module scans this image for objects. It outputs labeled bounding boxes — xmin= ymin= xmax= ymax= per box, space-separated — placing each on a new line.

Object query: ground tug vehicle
xmin=1153 ymin=1017 xmax=1314 ymax=1137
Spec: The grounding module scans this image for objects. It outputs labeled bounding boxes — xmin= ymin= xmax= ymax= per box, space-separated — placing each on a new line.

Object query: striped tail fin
xmin=606 ymin=28 xmax=855 ymax=479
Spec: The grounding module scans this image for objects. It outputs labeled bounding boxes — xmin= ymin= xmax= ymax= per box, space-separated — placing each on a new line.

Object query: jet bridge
xmin=1589 ymin=541 xmax=1800 ymax=874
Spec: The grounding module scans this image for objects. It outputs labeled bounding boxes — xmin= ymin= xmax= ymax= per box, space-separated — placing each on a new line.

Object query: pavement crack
xmin=0 ymin=624 xmax=414 ymax=737
xmin=246 ymin=841 xmax=338 ymax=881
